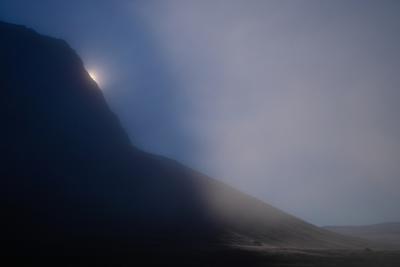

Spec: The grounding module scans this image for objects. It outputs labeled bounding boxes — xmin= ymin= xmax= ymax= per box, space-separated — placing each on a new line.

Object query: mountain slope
xmin=0 ymin=21 xmax=367 ymax=257
xmin=0 ymin=21 xmax=216 ymax=250
xmin=197 ymin=175 xmax=367 ymax=249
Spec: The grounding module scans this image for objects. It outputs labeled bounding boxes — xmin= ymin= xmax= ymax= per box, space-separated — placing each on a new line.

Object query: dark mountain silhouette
xmin=0 ymin=20 xmax=216 ymax=249
xmin=0 ymin=21 xmax=368 ymax=263
xmin=325 ymin=222 xmax=400 ymax=249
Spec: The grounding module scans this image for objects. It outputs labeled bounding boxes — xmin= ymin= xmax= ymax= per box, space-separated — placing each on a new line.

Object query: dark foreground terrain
xmin=14 ymin=246 xmax=400 ymax=267
xmin=233 ymin=247 xmax=400 ymax=267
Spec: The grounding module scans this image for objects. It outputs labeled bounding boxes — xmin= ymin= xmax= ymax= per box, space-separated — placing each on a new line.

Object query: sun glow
xmin=88 ymin=70 xmax=98 ymax=83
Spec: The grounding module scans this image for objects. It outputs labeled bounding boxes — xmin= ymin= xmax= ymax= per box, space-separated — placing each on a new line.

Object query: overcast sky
xmin=1 ymin=0 xmax=399 ymax=226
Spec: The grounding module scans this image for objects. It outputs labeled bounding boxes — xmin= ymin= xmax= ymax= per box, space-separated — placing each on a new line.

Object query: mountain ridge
xmin=0 ymin=20 xmax=370 ymax=260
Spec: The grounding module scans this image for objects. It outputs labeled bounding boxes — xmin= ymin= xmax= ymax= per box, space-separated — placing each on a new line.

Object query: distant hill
xmin=0 ymin=20 xmax=368 ymax=261
xmin=324 ymin=222 xmax=400 ymax=249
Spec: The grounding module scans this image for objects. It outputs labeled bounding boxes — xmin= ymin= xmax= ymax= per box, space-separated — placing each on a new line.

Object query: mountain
xmin=0 ymin=19 xmax=219 ymax=248
xmin=324 ymin=222 xmax=400 ymax=249
xmin=0 ymin=21 xmax=367 ymax=261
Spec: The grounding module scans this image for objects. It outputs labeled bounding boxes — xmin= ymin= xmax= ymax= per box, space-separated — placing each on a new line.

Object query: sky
xmin=1 ymin=0 xmax=399 ymax=226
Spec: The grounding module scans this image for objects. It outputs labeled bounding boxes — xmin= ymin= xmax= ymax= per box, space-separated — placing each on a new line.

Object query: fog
xmin=1 ymin=0 xmax=399 ymax=226
xmin=135 ymin=0 xmax=400 ymax=226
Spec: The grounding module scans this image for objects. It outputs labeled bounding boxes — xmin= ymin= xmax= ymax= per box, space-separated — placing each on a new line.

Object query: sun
xmin=88 ymin=70 xmax=98 ymax=83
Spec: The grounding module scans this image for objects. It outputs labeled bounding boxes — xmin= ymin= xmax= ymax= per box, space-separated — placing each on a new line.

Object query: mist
xmin=135 ymin=0 xmax=400 ymax=226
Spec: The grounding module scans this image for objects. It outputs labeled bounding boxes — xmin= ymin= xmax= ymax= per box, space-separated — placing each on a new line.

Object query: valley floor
xmin=230 ymin=247 xmax=400 ymax=267
xmin=17 ymin=246 xmax=400 ymax=267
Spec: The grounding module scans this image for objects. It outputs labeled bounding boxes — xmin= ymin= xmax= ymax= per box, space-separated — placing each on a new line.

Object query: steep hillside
xmin=0 ymin=21 xmax=216 ymax=250
xmin=0 ymin=21 xmax=367 ymax=259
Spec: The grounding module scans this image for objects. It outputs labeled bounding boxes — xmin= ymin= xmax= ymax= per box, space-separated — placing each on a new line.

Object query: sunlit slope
xmin=193 ymin=174 xmax=369 ymax=249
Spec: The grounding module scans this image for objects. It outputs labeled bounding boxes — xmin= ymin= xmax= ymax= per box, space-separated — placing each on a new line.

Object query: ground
xmin=17 ymin=246 xmax=400 ymax=266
